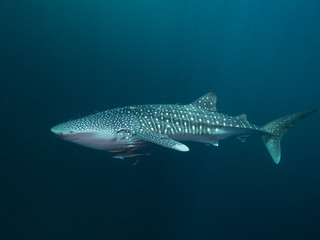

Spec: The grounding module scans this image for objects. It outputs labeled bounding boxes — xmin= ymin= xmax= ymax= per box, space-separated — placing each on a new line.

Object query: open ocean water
xmin=1 ymin=0 xmax=320 ymax=239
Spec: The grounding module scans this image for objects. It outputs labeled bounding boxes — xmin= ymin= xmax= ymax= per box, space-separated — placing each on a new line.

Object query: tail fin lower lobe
xmin=262 ymin=109 xmax=317 ymax=164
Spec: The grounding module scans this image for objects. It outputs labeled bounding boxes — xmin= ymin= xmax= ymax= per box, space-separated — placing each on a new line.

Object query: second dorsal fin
xmin=237 ymin=114 xmax=248 ymax=123
xmin=191 ymin=92 xmax=217 ymax=112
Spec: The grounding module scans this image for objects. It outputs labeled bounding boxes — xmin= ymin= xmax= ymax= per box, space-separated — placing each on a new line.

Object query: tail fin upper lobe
xmin=262 ymin=109 xmax=317 ymax=164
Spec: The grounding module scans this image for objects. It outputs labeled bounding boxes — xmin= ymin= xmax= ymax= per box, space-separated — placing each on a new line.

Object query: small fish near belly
xmin=112 ymin=152 xmax=151 ymax=160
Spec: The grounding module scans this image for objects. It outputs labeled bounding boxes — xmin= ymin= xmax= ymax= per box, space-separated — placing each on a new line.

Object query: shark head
xmin=51 ymin=120 xmax=118 ymax=150
xmin=51 ymin=113 xmax=124 ymax=150
xmin=51 ymin=110 xmax=142 ymax=151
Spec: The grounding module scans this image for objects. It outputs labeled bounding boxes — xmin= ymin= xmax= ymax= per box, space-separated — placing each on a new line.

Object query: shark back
xmin=128 ymin=93 xmax=268 ymax=148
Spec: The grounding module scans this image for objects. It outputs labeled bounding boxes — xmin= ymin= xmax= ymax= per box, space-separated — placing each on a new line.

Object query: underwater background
xmin=1 ymin=0 xmax=320 ymax=239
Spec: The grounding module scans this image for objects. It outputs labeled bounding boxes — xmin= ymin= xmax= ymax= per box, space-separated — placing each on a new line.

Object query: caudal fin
xmin=262 ymin=109 xmax=317 ymax=164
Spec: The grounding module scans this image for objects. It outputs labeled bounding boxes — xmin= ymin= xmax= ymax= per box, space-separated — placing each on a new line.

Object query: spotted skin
xmin=51 ymin=92 xmax=316 ymax=163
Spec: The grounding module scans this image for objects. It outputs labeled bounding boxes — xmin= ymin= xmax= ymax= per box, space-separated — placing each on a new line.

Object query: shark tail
xmin=262 ymin=109 xmax=317 ymax=164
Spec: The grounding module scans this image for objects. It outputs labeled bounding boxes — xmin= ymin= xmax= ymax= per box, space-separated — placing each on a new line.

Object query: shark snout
xmin=51 ymin=128 xmax=81 ymax=142
xmin=51 ymin=127 xmax=67 ymax=139
xmin=51 ymin=127 xmax=61 ymax=135
xmin=51 ymin=125 xmax=75 ymax=139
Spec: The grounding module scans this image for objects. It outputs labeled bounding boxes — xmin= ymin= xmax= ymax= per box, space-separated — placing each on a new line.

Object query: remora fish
xmin=51 ymin=92 xmax=317 ymax=164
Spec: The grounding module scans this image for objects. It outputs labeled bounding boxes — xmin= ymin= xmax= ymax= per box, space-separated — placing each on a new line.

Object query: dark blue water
xmin=1 ymin=0 xmax=320 ymax=239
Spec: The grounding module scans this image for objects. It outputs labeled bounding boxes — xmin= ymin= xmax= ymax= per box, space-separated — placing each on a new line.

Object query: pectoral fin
xmin=134 ymin=131 xmax=189 ymax=152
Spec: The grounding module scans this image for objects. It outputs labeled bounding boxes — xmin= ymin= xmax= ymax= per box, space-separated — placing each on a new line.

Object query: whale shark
xmin=51 ymin=92 xmax=316 ymax=164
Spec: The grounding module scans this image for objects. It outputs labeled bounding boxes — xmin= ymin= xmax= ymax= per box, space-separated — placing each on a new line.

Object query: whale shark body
xmin=51 ymin=93 xmax=316 ymax=164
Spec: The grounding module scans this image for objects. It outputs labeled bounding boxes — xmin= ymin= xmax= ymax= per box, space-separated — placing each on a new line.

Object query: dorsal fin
xmin=191 ymin=92 xmax=217 ymax=112
xmin=237 ymin=114 xmax=248 ymax=123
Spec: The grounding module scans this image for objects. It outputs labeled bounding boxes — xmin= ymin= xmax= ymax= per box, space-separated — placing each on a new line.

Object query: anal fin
xmin=237 ymin=135 xmax=249 ymax=143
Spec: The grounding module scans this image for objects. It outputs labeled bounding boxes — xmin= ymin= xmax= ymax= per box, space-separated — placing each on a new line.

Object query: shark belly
xmin=54 ymin=131 xmax=125 ymax=150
